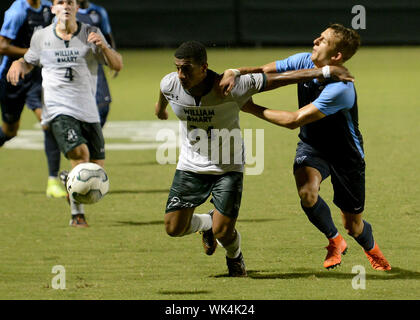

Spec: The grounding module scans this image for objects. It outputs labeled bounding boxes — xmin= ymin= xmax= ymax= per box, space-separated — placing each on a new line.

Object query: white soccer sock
xmin=70 ymin=194 xmax=84 ymax=216
xmin=217 ymin=230 xmax=241 ymax=259
xmin=184 ymin=213 xmax=213 ymax=235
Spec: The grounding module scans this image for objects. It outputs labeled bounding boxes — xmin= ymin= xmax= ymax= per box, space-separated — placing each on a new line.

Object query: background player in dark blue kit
xmin=0 ymin=0 xmax=67 ymax=198
xmin=220 ymin=23 xmax=391 ymax=271
xmin=76 ymin=0 xmax=116 ymax=128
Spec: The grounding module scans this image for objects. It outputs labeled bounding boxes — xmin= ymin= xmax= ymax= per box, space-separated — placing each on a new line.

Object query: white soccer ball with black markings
xmin=66 ymin=162 xmax=109 ymax=204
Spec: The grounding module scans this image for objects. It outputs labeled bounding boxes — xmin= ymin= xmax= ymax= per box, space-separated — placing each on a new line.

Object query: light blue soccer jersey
xmin=275 ymin=52 xmax=364 ymax=160
xmin=77 ymin=2 xmax=112 ymax=35
xmin=276 ymin=52 xmax=356 ymax=116
xmin=0 ymin=0 xmax=53 ymax=78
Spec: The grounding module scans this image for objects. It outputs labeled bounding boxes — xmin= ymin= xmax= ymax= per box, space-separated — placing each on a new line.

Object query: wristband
xmin=322 ymin=65 xmax=331 ymax=78
xmin=228 ymin=69 xmax=241 ymax=77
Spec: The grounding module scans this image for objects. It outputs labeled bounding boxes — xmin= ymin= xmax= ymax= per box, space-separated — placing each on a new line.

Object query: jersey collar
xmin=53 ymin=21 xmax=82 ymax=41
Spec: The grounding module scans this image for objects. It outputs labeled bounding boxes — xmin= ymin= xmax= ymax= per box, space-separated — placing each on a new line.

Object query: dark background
xmin=1 ymin=0 xmax=419 ymax=48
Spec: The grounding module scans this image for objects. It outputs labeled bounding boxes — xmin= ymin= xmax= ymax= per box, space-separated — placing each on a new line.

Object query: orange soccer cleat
xmin=323 ymin=234 xmax=348 ymax=269
xmin=364 ymin=243 xmax=391 ymax=271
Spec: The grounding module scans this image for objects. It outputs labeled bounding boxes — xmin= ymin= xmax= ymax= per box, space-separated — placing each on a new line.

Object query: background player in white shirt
xmin=7 ymin=0 xmax=123 ymax=227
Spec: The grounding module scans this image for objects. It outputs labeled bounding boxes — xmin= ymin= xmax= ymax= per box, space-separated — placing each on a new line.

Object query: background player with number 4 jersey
xmin=7 ymin=0 xmax=123 ymax=228
xmin=37 ymin=0 xmax=117 ymax=197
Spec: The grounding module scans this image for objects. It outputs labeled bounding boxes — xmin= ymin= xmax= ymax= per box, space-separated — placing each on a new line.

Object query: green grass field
xmin=0 ymin=47 xmax=419 ymax=300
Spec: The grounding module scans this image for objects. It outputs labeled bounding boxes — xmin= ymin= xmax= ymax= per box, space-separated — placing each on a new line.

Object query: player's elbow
xmin=107 ymin=52 xmax=123 ymax=72
xmin=116 ymin=57 xmax=124 ymax=71
xmin=284 ymin=120 xmax=300 ymax=130
xmin=279 ymin=122 xmax=299 ymax=130
xmin=284 ymin=112 xmax=305 ymax=129
xmin=113 ymin=64 xmax=123 ymax=73
xmin=112 ymin=59 xmax=123 ymax=72
xmin=270 ymin=112 xmax=300 ymax=129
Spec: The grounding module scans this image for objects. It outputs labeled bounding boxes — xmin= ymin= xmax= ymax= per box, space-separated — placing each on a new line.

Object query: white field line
xmin=4 ymin=121 xmax=180 ymax=151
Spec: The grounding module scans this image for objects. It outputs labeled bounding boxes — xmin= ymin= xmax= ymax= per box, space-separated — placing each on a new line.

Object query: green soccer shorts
xmin=50 ymin=114 xmax=105 ymax=160
xmin=165 ymin=170 xmax=243 ymax=219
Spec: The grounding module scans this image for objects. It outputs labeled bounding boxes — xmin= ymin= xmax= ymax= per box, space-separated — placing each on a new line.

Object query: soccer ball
xmin=66 ymin=162 xmax=109 ymax=204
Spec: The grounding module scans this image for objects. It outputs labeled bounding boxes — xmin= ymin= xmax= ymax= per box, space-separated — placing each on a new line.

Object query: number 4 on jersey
xmin=65 ymin=67 xmax=74 ymax=81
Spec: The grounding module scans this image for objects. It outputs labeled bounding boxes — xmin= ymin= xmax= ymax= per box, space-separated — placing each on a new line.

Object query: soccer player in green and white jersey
xmin=156 ymin=41 xmax=353 ymax=277
xmin=7 ymin=0 xmax=123 ymax=227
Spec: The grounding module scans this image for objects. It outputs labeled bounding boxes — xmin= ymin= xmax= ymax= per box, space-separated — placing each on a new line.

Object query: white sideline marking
xmin=3 ymin=121 xmax=179 ymax=151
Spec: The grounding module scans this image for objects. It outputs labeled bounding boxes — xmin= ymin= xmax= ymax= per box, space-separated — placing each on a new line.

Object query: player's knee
xmin=213 ymin=225 xmax=234 ymax=244
xmin=91 ymin=159 xmax=105 ymax=168
xmin=298 ymin=185 xmax=319 ymax=207
xmin=344 ymin=225 xmax=358 ymax=238
xmin=67 ymin=145 xmax=89 ymax=162
xmin=164 ymin=222 xmax=184 ymax=237
xmin=214 ymin=232 xmax=231 ymax=244
xmin=164 ymin=216 xmax=185 ymax=237
xmin=343 ymin=220 xmax=363 ymax=238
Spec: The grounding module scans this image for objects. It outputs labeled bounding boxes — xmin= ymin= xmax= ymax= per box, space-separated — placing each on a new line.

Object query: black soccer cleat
xmin=226 ymin=252 xmax=247 ymax=277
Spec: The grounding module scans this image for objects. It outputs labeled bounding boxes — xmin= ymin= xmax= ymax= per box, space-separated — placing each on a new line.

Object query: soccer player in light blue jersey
xmin=220 ymin=24 xmax=391 ymax=271
xmin=0 ymin=0 xmax=68 ymax=198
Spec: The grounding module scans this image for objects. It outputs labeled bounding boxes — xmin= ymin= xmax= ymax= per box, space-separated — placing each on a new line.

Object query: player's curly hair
xmin=174 ymin=41 xmax=207 ymax=65
xmin=328 ymin=23 xmax=361 ymax=62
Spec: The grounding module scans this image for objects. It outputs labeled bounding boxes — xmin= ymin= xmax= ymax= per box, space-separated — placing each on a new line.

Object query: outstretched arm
xmin=220 ymin=65 xmax=353 ymax=95
xmin=6 ymin=58 xmax=34 ymax=86
xmin=229 ymin=61 xmax=278 ymax=75
xmin=262 ymin=66 xmax=353 ymax=91
xmin=219 ymin=62 xmax=277 ymax=94
xmin=241 ymin=98 xmax=325 ymax=129
xmin=155 ymin=90 xmax=169 ymax=120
